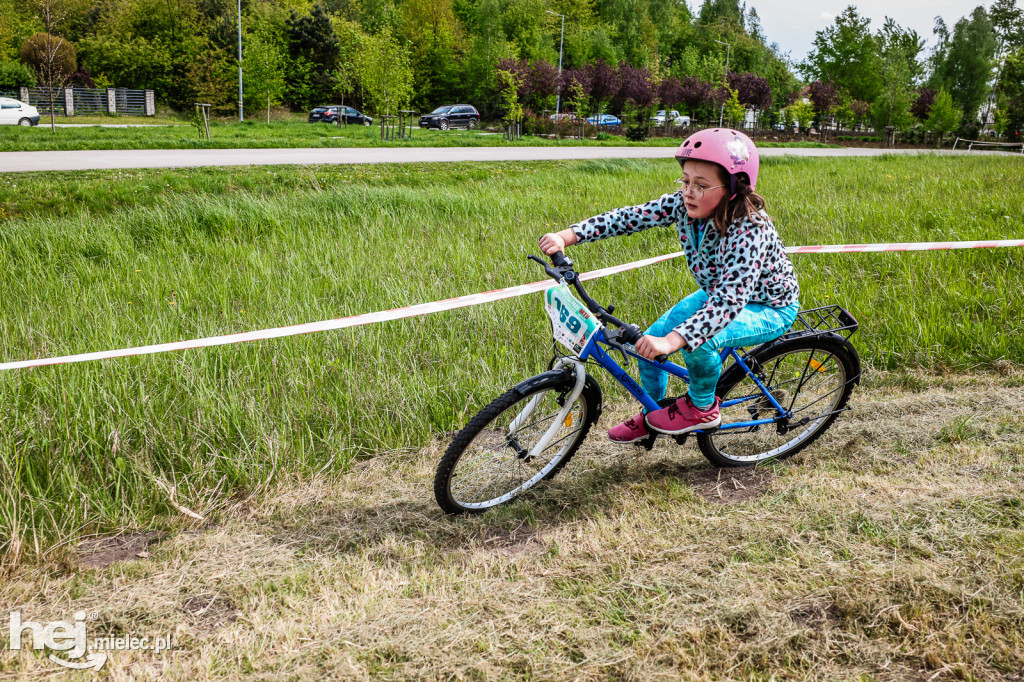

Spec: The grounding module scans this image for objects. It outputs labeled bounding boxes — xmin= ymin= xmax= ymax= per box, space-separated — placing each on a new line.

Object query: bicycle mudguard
xmin=512 ymin=370 xmax=604 ymax=420
xmin=719 ymin=332 xmax=861 ymax=390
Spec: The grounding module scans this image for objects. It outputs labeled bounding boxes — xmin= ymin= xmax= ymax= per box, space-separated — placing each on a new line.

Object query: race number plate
xmin=544 ymin=285 xmax=599 ymax=357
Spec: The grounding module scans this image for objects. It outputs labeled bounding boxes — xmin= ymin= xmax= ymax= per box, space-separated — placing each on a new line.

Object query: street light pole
xmin=546 ymin=10 xmax=565 ymax=115
xmin=237 ymin=0 xmax=244 ymax=122
xmin=713 ymin=39 xmax=730 ymax=127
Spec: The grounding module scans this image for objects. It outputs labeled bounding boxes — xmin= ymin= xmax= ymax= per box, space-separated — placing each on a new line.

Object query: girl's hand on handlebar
xmin=635 ymin=332 xmax=686 ymax=361
xmin=539 ymin=228 xmax=579 ymax=256
xmin=539 ymin=233 xmax=565 ymax=255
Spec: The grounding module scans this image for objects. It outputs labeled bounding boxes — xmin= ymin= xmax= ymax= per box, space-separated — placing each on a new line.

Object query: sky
xmin=739 ymin=0 xmax=981 ymax=64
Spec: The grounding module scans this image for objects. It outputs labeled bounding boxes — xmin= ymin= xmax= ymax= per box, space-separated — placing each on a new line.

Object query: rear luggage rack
xmin=789 ymin=305 xmax=858 ymax=341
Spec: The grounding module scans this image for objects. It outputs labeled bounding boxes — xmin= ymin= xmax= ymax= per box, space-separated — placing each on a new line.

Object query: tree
xmin=728 ymin=71 xmax=772 ymax=113
xmin=802 ymin=6 xmax=882 ymax=103
xmin=496 ymin=62 xmax=525 ymax=134
xmin=786 ymin=98 xmax=814 ymax=132
xmin=873 ymin=32 xmax=917 ymax=132
xmin=19 ymin=0 xmax=75 ymax=132
xmin=929 ymin=6 xmax=998 ymax=127
xmin=911 ymin=87 xmax=936 ymax=120
xmin=995 ymin=47 xmax=1024 ymax=137
xmin=0 ymin=61 xmax=35 ymax=88
xmin=586 ymin=58 xmax=619 ymax=116
xmin=356 ymin=28 xmax=412 ymax=118
xmin=723 ymin=87 xmax=745 ymax=126
xmin=243 ymin=28 xmax=286 ymax=124
xmin=925 ymin=88 xmax=962 ymax=146
xmin=807 ymin=80 xmax=839 ymax=127
xmin=286 ymin=2 xmax=340 ymax=108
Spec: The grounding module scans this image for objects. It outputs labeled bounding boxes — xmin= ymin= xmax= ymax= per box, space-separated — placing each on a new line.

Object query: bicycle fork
xmin=506 ymin=358 xmax=587 ymax=461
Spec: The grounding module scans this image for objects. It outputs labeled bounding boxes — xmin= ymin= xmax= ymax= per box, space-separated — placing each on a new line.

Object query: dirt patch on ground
xmin=76 ymin=531 xmax=166 ymax=569
xmin=682 ymin=465 xmax=778 ymax=504
xmin=479 ymin=524 xmax=544 ymax=556
xmin=181 ymin=594 xmax=239 ymax=631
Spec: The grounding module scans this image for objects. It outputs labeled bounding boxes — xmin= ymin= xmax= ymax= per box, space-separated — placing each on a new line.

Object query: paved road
xmin=0 ymin=146 xmax=1011 ymax=173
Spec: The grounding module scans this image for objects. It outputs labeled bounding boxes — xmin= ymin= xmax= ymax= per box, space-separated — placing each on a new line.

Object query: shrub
xmin=0 ymin=61 xmax=35 ymax=88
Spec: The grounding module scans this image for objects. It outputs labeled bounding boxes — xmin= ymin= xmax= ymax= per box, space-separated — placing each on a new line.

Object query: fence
xmin=12 ymin=87 xmax=154 ymax=116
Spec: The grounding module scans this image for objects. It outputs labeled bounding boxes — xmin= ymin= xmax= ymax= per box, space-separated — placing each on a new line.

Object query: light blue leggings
xmin=640 ymin=290 xmax=800 ymax=409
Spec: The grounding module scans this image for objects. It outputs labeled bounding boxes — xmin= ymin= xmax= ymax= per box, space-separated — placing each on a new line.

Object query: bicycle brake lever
xmin=603 ymin=335 xmax=630 ymax=367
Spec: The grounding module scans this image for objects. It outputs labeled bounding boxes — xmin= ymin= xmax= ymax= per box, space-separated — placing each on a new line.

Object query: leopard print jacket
xmin=570 ymin=191 xmax=800 ymax=350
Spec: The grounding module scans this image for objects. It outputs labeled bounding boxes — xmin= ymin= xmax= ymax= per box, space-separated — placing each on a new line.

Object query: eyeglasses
xmin=673 ymin=178 xmax=726 ymax=199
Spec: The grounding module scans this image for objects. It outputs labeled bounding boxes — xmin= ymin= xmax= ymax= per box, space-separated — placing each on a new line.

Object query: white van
xmin=0 ymin=98 xmax=40 ymax=126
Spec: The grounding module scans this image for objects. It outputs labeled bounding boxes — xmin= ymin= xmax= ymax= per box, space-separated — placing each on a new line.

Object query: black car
xmin=308 ymin=106 xmax=373 ymax=126
xmin=419 ymin=104 xmax=480 ymax=130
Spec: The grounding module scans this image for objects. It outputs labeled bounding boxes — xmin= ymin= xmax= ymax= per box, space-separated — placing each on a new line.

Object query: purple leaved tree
xmin=527 ymin=59 xmax=559 ymax=111
xmin=911 ymin=87 xmax=936 ymax=120
xmin=658 ymin=77 xmax=684 ymax=110
xmin=586 ymin=59 xmax=620 ymax=116
xmin=808 ymin=80 xmax=840 ymax=120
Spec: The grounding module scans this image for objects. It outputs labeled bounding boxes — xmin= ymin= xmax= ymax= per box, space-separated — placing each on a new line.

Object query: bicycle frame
xmin=577 ymin=327 xmax=786 ymax=433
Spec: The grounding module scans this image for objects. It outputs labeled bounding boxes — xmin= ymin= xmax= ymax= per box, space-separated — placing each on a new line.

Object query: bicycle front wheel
xmin=697 ymin=336 xmax=860 ymax=467
xmin=434 ymin=370 xmax=601 ymax=515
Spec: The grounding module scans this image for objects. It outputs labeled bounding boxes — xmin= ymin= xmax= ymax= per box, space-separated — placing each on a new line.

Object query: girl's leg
xmin=682 ymin=302 xmax=800 ymax=408
xmin=638 ymin=290 xmax=708 ymax=402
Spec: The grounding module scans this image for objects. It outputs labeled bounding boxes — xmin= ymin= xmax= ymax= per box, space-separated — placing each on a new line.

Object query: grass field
xmin=0 ymin=154 xmax=1022 ymax=564
xmin=2 ymin=154 xmax=1023 ymax=679
xmin=0 ymin=119 xmax=837 ymax=152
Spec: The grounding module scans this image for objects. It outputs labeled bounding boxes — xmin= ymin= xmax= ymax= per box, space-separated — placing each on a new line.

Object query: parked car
xmin=419 ymin=104 xmax=480 ymax=130
xmin=586 ymin=114 xmax=622 ymax=127
xmin=0 ymin=98 xmax=39 ymax=126
xmin=548 ymin=112 xmax=580 ymax=122
xmin=308 ymin=106 xmax=372 ymax=126
xmin=650 ymin=109 xmax=690 ymax=126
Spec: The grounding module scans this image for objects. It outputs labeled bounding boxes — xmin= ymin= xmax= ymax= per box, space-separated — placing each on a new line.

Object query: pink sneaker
xmin=607 ymin=413 xmax=650 ymax=444
xmin=646 ymin=396 xmax=722 ymax=435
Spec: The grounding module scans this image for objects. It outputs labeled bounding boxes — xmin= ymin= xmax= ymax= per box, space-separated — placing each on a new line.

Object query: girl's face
xmin=678 ymin=160 xmax=728 ymax=220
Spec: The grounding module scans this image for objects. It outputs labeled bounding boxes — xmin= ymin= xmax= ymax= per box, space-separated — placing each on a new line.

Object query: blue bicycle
xmin=434 ymin=252 xmax=861 ymax=515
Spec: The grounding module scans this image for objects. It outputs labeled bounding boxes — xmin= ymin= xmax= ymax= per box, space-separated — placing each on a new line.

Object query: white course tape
xmin=1 ymin=239 xmax=1022 ymax=372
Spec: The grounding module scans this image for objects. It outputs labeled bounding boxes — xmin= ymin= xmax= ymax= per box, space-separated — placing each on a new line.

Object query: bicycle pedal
xmin=640 ymin=433 xmax=658 ymax=451
xmin=673 ymin=433 xmax=689 ymax=446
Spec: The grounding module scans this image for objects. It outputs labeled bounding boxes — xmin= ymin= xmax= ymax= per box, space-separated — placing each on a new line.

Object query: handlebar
xmin=530 ymin=252 xmax=669 ymax=364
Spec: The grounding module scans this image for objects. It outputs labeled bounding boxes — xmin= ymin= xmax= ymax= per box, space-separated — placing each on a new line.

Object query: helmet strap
xmin=729 ymin=174 xmax=737 ymax=201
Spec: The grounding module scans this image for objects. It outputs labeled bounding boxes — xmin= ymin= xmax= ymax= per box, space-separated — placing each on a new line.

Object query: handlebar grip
xmin=551 ymin=251 xmax=571 ymax=268
xmin=655 ymin=354 xmax=669 ymax=364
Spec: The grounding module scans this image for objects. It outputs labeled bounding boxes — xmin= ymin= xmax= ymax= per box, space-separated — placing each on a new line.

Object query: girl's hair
xmin=709 ymin=167 xmax=767 ymax=237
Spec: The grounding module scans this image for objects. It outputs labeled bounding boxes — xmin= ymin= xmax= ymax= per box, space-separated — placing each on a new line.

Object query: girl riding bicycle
xmin=539 ymin=128 xmax=800 ymax=443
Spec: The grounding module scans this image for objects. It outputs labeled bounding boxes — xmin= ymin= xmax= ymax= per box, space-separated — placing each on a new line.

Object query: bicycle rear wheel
xmin=434 ymin=369 xmax=601 ymax=515
xmin=696 ymin=335 xmax=860 ymax=467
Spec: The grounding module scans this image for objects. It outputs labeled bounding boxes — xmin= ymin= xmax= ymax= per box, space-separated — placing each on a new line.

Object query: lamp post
xmin=546 ymin=10 xmax=565 ymax=115
xmin=237 ymin=0 xmax=244 ymax=122
xmin=713 ymin=39 xmax=730 ymax=127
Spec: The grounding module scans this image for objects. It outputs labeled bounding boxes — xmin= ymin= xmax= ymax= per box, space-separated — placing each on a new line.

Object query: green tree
xmin=925 ymin=88 xmax=962 ymax=146
xmin=356 ymin=28 xmax=412 ymax=117
xmin=786 ymin=98 xmax=814 ymax=132
xmin=802 ymin=6 xmax=882 ymax=102
xmin=286 ymin=2 xmax=341 ymax=108
xmin=398 ymin=0 xmax=463 ymax=112
xmin=995 ymin=47 xmax=1024 ymax=136
xmin=243 ymin=28 xmax=286 ymax=124
xmin=929 ymin=6 xmax=998 ymax=127
xmin=872 ymin=23 xmax=917 ymax=131
xmin=723 ymin=87 xmax=744 ymax=126
xmin=20 ymin=0 xmax=75 ymax=131
xmin=0 ymin=60 xmax=35 ymax=87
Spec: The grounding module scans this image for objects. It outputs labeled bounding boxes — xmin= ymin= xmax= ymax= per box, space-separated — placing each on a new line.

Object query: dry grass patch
xmin=3 ymin=371 xmax=1024 ymax=680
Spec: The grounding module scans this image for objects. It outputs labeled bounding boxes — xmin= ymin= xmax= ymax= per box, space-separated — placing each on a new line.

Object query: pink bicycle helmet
xmin=674 ymin=128 xmax=759 ymax=195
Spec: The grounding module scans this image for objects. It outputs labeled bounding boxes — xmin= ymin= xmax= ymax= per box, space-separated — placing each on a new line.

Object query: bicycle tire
xmin=696 ymin=334 xmax=860 ymax=467
xmin=434 ymin=369 xmax=601 ymax=515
